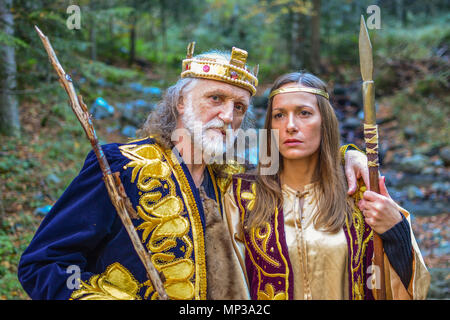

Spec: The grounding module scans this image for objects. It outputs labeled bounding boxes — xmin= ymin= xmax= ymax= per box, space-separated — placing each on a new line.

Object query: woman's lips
xmin=283 ymin=139 xmax=303 ymax=146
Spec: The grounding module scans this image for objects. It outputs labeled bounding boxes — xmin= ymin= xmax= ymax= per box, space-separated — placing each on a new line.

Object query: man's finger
xmin=360 ymin=160 xmax=370 ymax=191
xmin=346 ymin=165 xmax=357 ymax=195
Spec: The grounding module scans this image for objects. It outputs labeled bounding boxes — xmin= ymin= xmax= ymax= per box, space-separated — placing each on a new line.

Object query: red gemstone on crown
xmin=230 ymin=71 xmax=238 ymax=79
xmin=203 ymin=65 xmax=210 ymax=72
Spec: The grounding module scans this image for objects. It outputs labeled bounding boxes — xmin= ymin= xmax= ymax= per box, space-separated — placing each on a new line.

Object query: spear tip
xmin=359 ymin=16 xmax=373 ymax=81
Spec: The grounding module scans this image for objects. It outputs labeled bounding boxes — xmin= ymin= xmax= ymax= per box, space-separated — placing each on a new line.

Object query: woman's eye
xmin=273 ymin=113 xmax=283 ymax=119
xmin=300 ymin=110 xmax=312 ymax=116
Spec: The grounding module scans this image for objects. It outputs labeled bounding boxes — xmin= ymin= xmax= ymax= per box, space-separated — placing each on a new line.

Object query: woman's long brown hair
xmin=245 ymin=72 xmax=353 ymax=233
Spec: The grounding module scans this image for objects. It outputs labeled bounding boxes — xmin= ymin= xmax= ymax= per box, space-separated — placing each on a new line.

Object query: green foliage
xmin=390 ymin=89 xmax=450 ymax=147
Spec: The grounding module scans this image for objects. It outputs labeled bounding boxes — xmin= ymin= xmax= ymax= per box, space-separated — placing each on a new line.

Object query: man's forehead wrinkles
xmin=202 ymin=87 xmax=249 ymax=103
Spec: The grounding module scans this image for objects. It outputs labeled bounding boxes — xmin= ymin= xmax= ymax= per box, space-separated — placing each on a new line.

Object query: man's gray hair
xmin=137 ymin=50 xmax=255 ymax=149
xmin=137 ymin=77 xmax=197 ymax=149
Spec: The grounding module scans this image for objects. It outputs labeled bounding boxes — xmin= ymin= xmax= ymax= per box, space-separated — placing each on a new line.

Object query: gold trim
xmin=269 ymin=87 xmax=329 ymax=100
xmin=162 ymin=146 xmax=207 ymax=300
xmin=118 ymin=141 xmax=202 ymax=300
xmin=181 ymin=43 xmax=258 ymax=96
xmin=274 ymin=206 xmax=290 ymax=299
xmin=237 ymin=178 xmax=289 ymax=300
xmin=70 ymin=263 xmax=142 ymax=300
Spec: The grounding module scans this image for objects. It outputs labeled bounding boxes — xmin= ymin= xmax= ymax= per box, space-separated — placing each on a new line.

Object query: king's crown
xmin=181 ymin=42 xmax=259 ymax=96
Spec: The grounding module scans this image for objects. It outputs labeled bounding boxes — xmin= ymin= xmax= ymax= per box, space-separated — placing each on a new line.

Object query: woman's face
xmin=270 ymin=84 xmax=322 ymax=161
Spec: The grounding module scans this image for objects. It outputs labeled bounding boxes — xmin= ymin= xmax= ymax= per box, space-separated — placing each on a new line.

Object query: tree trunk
xmin=90 ymin=23 xmax=97 ymax=61
xmin=0 ymin=187 xmax=4 ymax=229
xmin=0 ymin=0 xmax=20 ymax=137
xmin=160 ymin=0 xmax=168 ymax=78
xmin=88 ymin=2 xmax=97 ymax=61
xmin=396 ymin=0 xmax=406 ymax=27
xmin=310 ymin=0 xmax=321 ymax=74
xmin=289 ymin=9 xmax=304 ymax=69
xmin=129 ymin=12 xmax=136 ymax=66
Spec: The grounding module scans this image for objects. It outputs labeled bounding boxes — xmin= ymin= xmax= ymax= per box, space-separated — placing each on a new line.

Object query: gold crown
xmin=181 ymin=42 xmax=259 ymax=96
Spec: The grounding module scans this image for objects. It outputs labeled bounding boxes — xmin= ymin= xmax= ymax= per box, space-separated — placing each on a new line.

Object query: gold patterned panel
xmin=346 ymin=179 xmax=374 ymax=300
xmin=257 ymin=283 xmax=286 ymax=300
xmin=162 ymin=146 xmax=207 ymax=300
xmin=118 ymin=141 xmax=202 ymax=300
xmin=120 ymin=144 xmax=171 ymax=191
xmin=211 ymin=161 xmax=246 ymax=194
xmin=71 ymin=263 xmax=142 ymax=300
xmin=236 ymin=178 xmax=289 ymax=300
xmin=241 ymin=183 xmax=256 ymax=211
xmin=250 ymin=223 xmax=280 ymax=267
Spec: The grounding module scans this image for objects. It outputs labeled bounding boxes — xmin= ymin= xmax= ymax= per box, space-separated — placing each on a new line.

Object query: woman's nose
xmin=286 ymin=113 xmax=298 ymax=132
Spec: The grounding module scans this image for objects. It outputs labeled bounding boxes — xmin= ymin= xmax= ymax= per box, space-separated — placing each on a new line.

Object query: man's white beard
xmin=181 ymin=97 xmax=235 ymax=163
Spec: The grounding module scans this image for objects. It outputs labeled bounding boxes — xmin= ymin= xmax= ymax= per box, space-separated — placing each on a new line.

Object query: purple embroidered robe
xmin=232 ymin=174 xmax=375 ymax=300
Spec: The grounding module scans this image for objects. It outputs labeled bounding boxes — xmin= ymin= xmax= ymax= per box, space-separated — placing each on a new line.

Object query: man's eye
xmin=235 ymin=104 xmax=244 ymax=112
xmin=210 ymin=95 xmax=220 ymax=102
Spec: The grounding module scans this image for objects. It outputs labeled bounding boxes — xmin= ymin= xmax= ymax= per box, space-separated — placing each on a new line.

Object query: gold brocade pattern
xmin=162 ymin=146 xmax=207 ymax=300
xmin=107 ymin=142 xmax=205 ymax=300
xmin=345 ymin=180 xmax=374 ymax=300
xmin=212 ymin=161 xmax=246 ymax=195
xmin=236 ymin=178 xmax=289 ymax=300
xmin=71 ymin=263 xmax=142 ymax=300
xmin=257 ymin=283 xmax=286 ymax=300
xmin=241 ymin=183 xmax=256 ymax=211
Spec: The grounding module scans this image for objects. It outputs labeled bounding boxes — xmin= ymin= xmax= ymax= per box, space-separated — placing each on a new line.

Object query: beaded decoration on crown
xmin=181 ymin=42 xmax=259 ymax=96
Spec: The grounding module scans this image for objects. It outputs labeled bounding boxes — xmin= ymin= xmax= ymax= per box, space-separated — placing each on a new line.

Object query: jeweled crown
xmin=181 ymin=42 xmax=259 ymax=96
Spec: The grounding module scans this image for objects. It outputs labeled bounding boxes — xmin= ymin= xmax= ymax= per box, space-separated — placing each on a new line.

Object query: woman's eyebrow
xmin=273 ymin=104 xmax=314 ymax=111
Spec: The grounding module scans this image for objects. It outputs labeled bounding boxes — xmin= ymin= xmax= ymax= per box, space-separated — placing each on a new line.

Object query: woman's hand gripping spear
xmin=359 ymin=17 xmax=387 ymax=300
xmin=34 ymin=26 xmax=168 ymax=300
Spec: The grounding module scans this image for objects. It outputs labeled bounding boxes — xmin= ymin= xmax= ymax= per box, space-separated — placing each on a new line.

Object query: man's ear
xmin=177 ymin=95 xmax=185 ymax=116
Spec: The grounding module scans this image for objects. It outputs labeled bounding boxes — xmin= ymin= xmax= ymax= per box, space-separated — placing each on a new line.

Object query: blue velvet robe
xmin=18 ymin=137 xmax=224 ymax=300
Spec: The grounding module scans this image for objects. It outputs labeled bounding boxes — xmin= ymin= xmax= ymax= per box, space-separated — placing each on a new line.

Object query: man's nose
xmin=219 ymin=101 xmax=233 ymax=125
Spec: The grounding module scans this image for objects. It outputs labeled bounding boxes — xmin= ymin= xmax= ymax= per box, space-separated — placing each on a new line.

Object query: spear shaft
xmin=359 ymin=16 xmax=386 ymax=300
xmin=34 ymin=26 xmax=168 ymax=300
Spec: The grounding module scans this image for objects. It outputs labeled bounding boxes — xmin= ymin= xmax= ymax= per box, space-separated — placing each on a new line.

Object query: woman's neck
xmin=280 ymin=153 xmax=319 ymax=192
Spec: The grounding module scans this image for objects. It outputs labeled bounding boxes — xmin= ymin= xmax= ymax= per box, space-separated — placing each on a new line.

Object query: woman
xmin=224 ymin=72 xmax=430 ymax=300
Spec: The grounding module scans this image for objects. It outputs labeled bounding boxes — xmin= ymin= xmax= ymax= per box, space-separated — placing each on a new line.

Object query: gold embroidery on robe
xmin=346 ymin=180 xmax=374 ymax=300
xmin=236 ymin=178 xmax=290 ymax=300
xmin=241 ymin=183 xmax=256 ymax=211
xmin=71 ymin=263 xmax=142 ymax=300
xmin=257 ymin=283 xmax=286 ymax=300
xmin=116 ymin=142 xmax=202 ymax=300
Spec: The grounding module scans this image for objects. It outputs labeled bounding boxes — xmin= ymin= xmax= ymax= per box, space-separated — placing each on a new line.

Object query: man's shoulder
xmin=83 ymin=137 xmax=161 ymax=170
xmin=102 ymin=136 xmax=159 ymax=157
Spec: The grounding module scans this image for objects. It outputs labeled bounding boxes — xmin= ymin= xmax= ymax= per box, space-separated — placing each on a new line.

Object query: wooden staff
xmin=34 ymin=26 xmax=168 ymax=300
xmin=358 ymin=16 xmax=386 ymax=300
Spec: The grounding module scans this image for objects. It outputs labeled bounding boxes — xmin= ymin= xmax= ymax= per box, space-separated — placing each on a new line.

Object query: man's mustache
xmin=204 ymin=118 xmax=226 ymax=130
